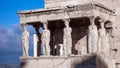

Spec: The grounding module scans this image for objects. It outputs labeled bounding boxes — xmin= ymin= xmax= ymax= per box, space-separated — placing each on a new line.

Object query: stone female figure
xmin=41 ymin=23 xmax=50 ymax=55
xmin=88 ymin=24 xmax=98 ymax=53
xmin=21 ymin=24 xmax=29 ymax=56
xmin=98 ymin=20 xmax=109 ymax=57
xmin=63 ymin=19 xmax=72 ymax=55
xmin=88 ymin=17 xmax=98 ymax=53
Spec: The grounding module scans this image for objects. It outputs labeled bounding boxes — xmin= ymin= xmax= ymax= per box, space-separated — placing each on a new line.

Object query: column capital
xmin=21 ymin=23 xmax=27 ymax=32
xmin=98 ymin=18 xmax=107 ymax=24
xmin=42 ymin=21 xmax=48 ymax=29
xmin=62 ymin=18 xmax=70 ymax=23
xmin=20 ymin=17 xmax=27 ymax=25
xmin=40 ymin=19 xmax=48 ymax=24
xmin=41 ymin=20 xmax=48 ymax=28
xmin=88 ymin=16 xmax=96 ymax=25
xmin=88 ymin=16 xmax=96 ymax=19
xmin=62 ymin=18 xmax=71 ymax=27
xmin=98 ymin=19 xmax=108 ymax=28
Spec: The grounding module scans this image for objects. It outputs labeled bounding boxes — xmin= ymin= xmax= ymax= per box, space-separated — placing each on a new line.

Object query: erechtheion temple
xmin=18 ymin=0 xmax=120 ymax=68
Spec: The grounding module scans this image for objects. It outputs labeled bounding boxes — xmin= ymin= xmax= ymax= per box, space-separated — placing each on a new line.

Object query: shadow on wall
xmin=20 ymin=60 xmax=27 ymax=68
xmin=73 ymin=54 xmax=108 ymax=68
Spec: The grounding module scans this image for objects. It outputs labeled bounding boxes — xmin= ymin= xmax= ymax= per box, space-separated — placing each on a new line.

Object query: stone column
xmin=88 ymin=16 xmax=98 ymax=53
xmin=21 ymin=24 xmax=29 ymax=56
xmin=33 ymin=34 xmax=38 ymax=57
xmin=33 ymin=26 xmax=41 ymax=57
xmin=63 ymin=18 xmax=72 ymax=55
xmin=41 ymin=21 xmax=50 ymax=55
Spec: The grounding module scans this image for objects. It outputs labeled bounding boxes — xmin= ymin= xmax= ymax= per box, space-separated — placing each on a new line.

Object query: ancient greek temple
xmin=18 ymin=0 xmax=120 ymax=68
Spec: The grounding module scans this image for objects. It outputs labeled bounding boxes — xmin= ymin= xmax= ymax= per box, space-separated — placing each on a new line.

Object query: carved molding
xmin=18 ymin=3 xmax=115 ymax=25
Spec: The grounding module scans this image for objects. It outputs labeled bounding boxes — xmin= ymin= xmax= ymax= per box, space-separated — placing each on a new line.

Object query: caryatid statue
xmin=21 ymin=24 xmax=29 ymax=56
xmin=98 ymin=19 xmax=109 ymax=57
xmin=63 ymin=18 xmax=72 ymax=55
xmin=41 ymin=21 xmax=50 ymax=55
xmin=98 ymin=19 xmax=106 ymax=53
xmin=88 ymin=16 xmax=98 ymax=53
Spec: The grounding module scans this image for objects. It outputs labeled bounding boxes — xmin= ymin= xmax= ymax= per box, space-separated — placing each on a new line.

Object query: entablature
xmin=18 ymin=2 xmax=115 ymax=25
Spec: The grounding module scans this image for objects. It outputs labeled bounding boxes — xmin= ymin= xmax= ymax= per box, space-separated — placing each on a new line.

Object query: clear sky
xmin=0 ymin=0 xmax=44 ymax=64
xmin=0 ymin=0 xmax=44 ymax=27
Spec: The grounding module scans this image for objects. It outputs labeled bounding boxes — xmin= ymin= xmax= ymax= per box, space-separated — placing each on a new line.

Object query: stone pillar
xmin=63 ymin=18 xmax=72 ymax=55
xmin=33 ymin=34 xmax=38 ymax=57
xmin=21 ymin=24 xmax=29 ymax=56
xmin=33 ymin=26 xmax=41 ymax=57
xmin=88 ymin=16 xmax=98 ymax=53
xmin=41 ymin=21 xmax=50 ymax=55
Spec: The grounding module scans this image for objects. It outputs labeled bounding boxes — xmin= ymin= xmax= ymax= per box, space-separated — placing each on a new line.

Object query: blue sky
xmin=0 ymin=0 xmax=44 ymax=64
xmin=0 ymin=0 xmax=44 ymax=27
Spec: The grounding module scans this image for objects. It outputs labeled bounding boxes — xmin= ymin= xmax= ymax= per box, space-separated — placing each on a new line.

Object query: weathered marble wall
xmin=44 ymin=0 xmax=115 ymax=9
xmin=20 ymin=54 xmax=96 ymax=68
xmin=114 ymin=8 xmax=120 ymax=66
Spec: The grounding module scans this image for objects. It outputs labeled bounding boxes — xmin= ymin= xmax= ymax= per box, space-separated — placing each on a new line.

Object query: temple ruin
xmin=18 ymin=0 xmax=120 ymax=68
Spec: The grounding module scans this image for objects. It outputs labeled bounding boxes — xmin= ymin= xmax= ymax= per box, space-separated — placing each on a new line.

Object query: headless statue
xmin=75 ymin=36 xmax=87 ymax=55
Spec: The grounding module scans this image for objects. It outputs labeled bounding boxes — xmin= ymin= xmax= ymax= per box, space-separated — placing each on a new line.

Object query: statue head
xmin=98 ymin=19 xmax=106 ymax=28
xmin=43 ymin=22 xmax=48 ymax=29
xmin=63 ymin=18 xmax=70 ymax=27
xmin=41 ymin=20 xmax=48 ymax=29
xmin=21 ymin=24 xmax=27 ymax=31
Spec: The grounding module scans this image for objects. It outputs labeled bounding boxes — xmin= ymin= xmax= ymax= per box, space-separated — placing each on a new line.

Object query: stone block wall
xmin=44 ymin=0 xmax=115 ymax=9
xmin=114 ymin=8 xmax=120 ymax=66
xmin=44 ymin=0 xmax=93 ymax=9
xmin=20 ymin=54 xmax=97 ymax=68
